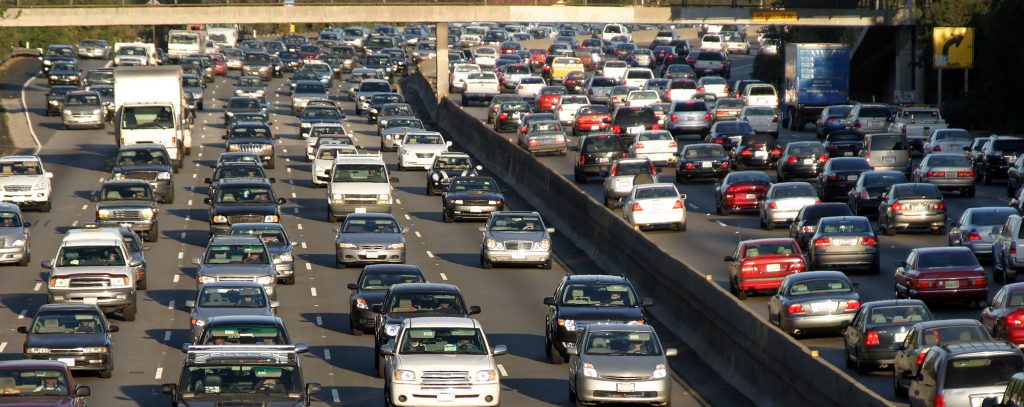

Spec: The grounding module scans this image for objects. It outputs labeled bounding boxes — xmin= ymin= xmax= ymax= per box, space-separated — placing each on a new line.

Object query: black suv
xmin=223 ymin=123 xmax=276 ymax=169
xmin=574 ymin=133 xmax=628 ymax=184
xmin=106 ymin=144 xmax=175 ymax=204
xmin=610 ymin=106 xmax=659 ymax=144
xmin=205 ymin=162 xmax=271 ymax=198
xmin=94 ymin=180 xmax=160 ymax=242
xmin=346 ymin=264 xmax=426 ymax=335
xmin=976 ymin=136 xmax=1024 ymax=185
xmin=371 ymin=283 xmax=481 ymax=376
xmin=205 ymin=178 xmax=286 ymax=236
xmin=543 ymin=274 xmax=654 ymax=364
xmin=789 ymin=203 xmax=855 ymax=250
xmin=18 ymin=303 xmax=118 ymax=378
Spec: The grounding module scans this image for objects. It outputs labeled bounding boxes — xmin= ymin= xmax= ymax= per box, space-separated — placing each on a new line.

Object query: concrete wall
xmin=399 ymin=71 xmax=895 ymax=407
xmin=2 ymin=5 xmax=915 ymax=27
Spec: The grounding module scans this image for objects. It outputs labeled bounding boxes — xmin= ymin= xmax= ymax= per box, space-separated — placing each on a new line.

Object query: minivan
xmin=862 ymin=133 xmax=911 ymax=176
xmin=909 ymin=340 xmax=1024 ymax=407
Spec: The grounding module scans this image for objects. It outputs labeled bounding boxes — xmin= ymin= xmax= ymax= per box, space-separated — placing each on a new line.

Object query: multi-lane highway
xmin=0 ymin=45 xmax=707 ymax=405
xmin=427 ymin=28 xmax=1014 ymax=404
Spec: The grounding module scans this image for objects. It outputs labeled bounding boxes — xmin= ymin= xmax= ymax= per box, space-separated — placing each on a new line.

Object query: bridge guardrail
xmin=5 ymin=0 xmax=903 ymax=9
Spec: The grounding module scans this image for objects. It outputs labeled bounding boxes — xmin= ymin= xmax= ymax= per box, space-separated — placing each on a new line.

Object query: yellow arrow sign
xmin=933 ymin=27 xmax=974 ymax=69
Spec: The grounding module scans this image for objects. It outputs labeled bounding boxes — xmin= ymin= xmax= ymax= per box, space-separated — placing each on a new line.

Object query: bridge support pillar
xmin=435 ymin=22 xmax=449 ymax=103
xmin=893 ymin=25 xmax=924 ymax=104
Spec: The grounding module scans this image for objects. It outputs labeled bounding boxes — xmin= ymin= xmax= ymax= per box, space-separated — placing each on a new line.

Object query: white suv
xmin=0 ymin=155 xmax=53 ymax=212
xmin=382 ymin=317 xmax=506 ymax=406
xmin=43 ymin=226 xmax=140 ymax=321
xmin=327 ymin=154 xmax=397 ymax=222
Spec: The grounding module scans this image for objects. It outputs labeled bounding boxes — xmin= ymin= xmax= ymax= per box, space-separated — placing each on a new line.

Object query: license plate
xmin=894 ymin=332 xmax=908 ymax=343
xmin=846 ymin=174 xmax=859 ymax=181
xmin=469 ymin=206 xmax=482 ymax=213
xmin=766 ymin=264 xmax=781 ymax=272
xmin=355 ymin=208 xmax=367 ymax=213
xmin=810 ymin=301 xmax=835 ymax=313
xmin=803 ymin=159 xmax=814 ymax=165
xmin=597 ymin=157 xmax=610 ymax=163
xmin=835 ymin=238 xmax=857 ymax=246
xmin=628 ymin=126 xmax=645 ymax=134
xmin=83 ymin=297 xmax=98 ymax=304
xmin=945 ymin=280 xmax=960 ymax=289
xmin=883 ymin=156 xmax=896 ymax=164
xmin=590 ymin=125 xmax=599 ymax=130
xmin=616 ymin=383 xmax=635 ymax=393
xmin=702 ymin=161 xmax=713 ymax=168
xmin=364 ymin=251 xmax=380 ymax=259
xmin=754 ymin=151 xmax=767 ymax=158
xmin=437 ymin=393 xmax=456 ymax=402
xmin=745 ymin=194 xmax=757 ymax=199
xmin=58 ymin=358 xmax=75 ymax=367
xmin=511 ymin=252 xmax=526 ymax=260
xmin=843 ymin=152 xmax=853 ymax=157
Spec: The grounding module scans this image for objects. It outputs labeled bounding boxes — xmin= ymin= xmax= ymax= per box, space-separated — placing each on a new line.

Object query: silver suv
xmin=601 ymin=158 xmax=658 ymax=208
xmin=992 ymin=214 xmax=1024 ymax=283
xmin=43 ymin=226 xmax=140 ymax=321
xmin=908 ymin=340 xmax=1024 ymax=407
xmin=192 ymin=235 xmax=278 ymax=300
xmin=568 ymin=324 xmax=676 ymax=406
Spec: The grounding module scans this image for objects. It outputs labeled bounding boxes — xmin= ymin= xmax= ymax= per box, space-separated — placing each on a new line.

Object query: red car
xmin=499 ymin=41 xmax=522 ymax=55
xmin=574 ymin=104 xmax=612 ymax=135
xmin=534 ymin=86 xmax=566 ymax=113
xmin=725 ymin=238 xmax=806 ymax=299
xmin=210 ymin=54 xmax=227 ymax=76
xmin=982 ymin=282 xmax=1024 ymax=346
xmin=716 ymin=171 xmax=772 ymax=215
xmin=0 ymin=360 xmax=90 ymax=405
xmin=895 ymin=247 xmax=987 ymax=304
xmin=529 ymin=49 xmax=547 ymax=69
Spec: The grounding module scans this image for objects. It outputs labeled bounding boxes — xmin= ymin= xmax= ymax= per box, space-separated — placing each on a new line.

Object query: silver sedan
xmin=568 ymin=324 xmax=676 ymax=406
xmin=912 ymin=153 xmax=976 ymax=196
xmin=739 ymin=106 xmax=779 ymax=137
xmin=759 ymin=182 xmax=819 ymax=230
xmin=767 ymin=271 xmax=860 ymax=336
xmin=948 ymin=207 xmax=1017 ymax=258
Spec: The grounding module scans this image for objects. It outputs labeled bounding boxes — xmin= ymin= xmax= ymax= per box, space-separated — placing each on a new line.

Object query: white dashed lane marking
xmin=440 ymin=273 xmax=448 ymax=281
xmin=426 ymin=251 xmax=434 ymax=258
xmin=168 ymin=300 xmax=175 ymax=310
xmin=154 ymin=367 xmax=163 ymax=380
xmin=310 ymin=287 xmax=318 ymax=297
xmin=497 ymin=364 xmax=508 ymax=377
xmin=414 ymin=231 xmax=422 ymax=238
xmin=164 ymin=331 xmax=171 ymax=341
xmin=33 ymin=282 xmax=40 ymax=291
xmin=315 ymin=316 xmax=322 ymax=326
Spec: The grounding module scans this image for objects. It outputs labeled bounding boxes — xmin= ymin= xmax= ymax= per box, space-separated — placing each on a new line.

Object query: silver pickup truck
xmin=888 ymin=107 xmax=948 ymax=153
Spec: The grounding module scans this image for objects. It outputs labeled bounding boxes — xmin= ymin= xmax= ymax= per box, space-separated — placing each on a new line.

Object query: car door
xmin=845 ymin=307 xmax=865 ymax=354
xmin=893 ymin=326 xmax=918 ymax=380
xmin=996 ymin=218 xmax=1015 ymax=265
xmin=982 ymin=287 xmax=1007 ymax=333
xmin=768 ymin=278 xmax=788 ymax=324
xmin=909 ymin=351 xmax=940 ymax=406
xmin=789 ymin=207 xmax=806 ymax=240
xmin=545 ymin=278 xmax=566 ymax=340
xmin=895 ymin=251 xmax=916 ymax=294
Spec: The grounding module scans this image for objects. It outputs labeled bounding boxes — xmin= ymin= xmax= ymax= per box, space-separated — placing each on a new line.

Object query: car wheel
xmin=442 ymin=210 xmax=453 ymax=223
xmin=893 ymin=369 xmax=908 ymax=397
xmin=574 ymin=171 xmax=587 ymax=184
xmin=17 ymin=250 xmax=29 ymax=267
xmin=39 ymin=200 xmax=51 ymax=213
xmin=855 ymin=351 xmax=872 ymax=375
xmin=350 ymin=319 xmax=364 ymax=336
xmin=145 ymin=223 xmax=159 ymax=243
xmin=678 ymin=222 xmax=686 ymax=232
xmin=377 ymin=356 xmax=386 ymax=379
xmin=122 ymin=299 xmax=137 ymax=321
xmin=327 ymin=210 xmax=335 ymax=223
xmin=765 ymin=217 xmax=775 ymax=231
xmin=995 ymin=256 xmax=1006 ymax=284
xmin=99 ymin=358 xmax=113 ymax=379
xmin=549 ymin=341 xmax=565 ymax=364
xmin=984 ymin=171 xmax=993 ymax=185
xmin=541 ymin=259 xmax=552 ymax=270
xmin=895 ymin=283 xmax=905 ymax=299
xmin=885 ymin=220 xmax=896 ymax=236
xmin=569 ymin=387 xmax=576 ymax=403
xmin=481 ymin=253 xmax=493 ymax=269
xmin=604 ymin=196 xmax=614 ymax=208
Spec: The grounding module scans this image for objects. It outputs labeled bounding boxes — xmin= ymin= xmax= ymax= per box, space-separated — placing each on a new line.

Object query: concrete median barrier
xmin=400 ymin=72 xmax=893 ymax=407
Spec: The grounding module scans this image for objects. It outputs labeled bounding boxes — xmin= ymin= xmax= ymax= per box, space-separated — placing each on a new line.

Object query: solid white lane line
xmin=33 ymin=282 xmax=41 ymax=291
xmin=17 ymin=309 xmax=26 ymax=319
xmin=173 ymin=274 xmax=180 ymax=283
xmin=19 ymin=75 xmax=41 ymax=153
xmin=168 ymin=300 xmax=175 ymax=310
xmin=310 ymin=287 xmax=318 ymax=297
xmin=324 ymin=349 xmax=331 ymax=360
xmin=154 ymin=367 xmax=163 ymax=380
xmin=332 ymin=389 xmax=340 ymax=403
xmin=439 ymin=273 xmax=448 ymax=281
xmin=688 ymin=203 xmax=697 ymax=210
xmin=315 ymin=316 xmax=323 ymax=326
xmin=293 ymin=207 xmax=299 ymax=213
xmin=426 ymin=251 xmax=434 ymax=258
xmin=180 ymin=232 xmax=186 ymax=239
xmin=282 ymin=148 xmax=288 ymax=153
xmin=185 ymin=215 xmax=190 ymax=221
xmin=164 ymin=331 xmax=171 ymax=342
xmin=414 ymin=231 xmax=422 ymax=238
xmin=192 ymin=173 xmax=196 ymax=179
xmin=497 ymin=364 xmax=508 ymax=377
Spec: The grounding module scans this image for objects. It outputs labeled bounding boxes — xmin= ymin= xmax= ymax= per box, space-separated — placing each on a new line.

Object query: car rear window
xmin=701 ymin=77 xmax=727 ymax=85
xmin=868 ymin=135 xmax=907 ymax=150
xmin=749 ymin=86 xmax=776 ymax=96
xmin=893 ymin=183 xmax=942 ymax=199
xmin=786 ymin=143 xmax=824 ymax=155
xmin=828 ymin=132 xmax=863 ymax=142
xmin=742 ymin=241 xmax=796 ymax=257
xmin=919 ymin=325 xmax=988 ymax=346
xmin=727 ymin=172 xmax=770 ymax=184
xmin=858 ymin=106 xmax=891 ymax=118
xmin=863 ymin=172 xmax=907 ymax=188
xmin=626 ymin=70 xmax=654 ymax=79
xmin=683 ymin=145 xmax=726 ymax=159
xmin=582 ymin=135 xmax=624 ymax=153
xmin=673 ymin=101 xmax=708 ymax=112
xmin=715 ymin=121 xmax=753 ymax=134
xmin=943 ymin=355 xmax=1023 ymax=389
xmin=934 ymin=130 xmax=970 ymax=140
xmin=818 ymin=218 xmax=871 ymax=233
xmin=867 ymin=305 xmax=929 ymax=326
xmin=698 ymin=52 xmax=726 ymax=61
xmin=615 ymin=161 xmax=653 ymax=175
xmin=969 ymin=209 xmax=1014 ymax=226
xmin=788 ymin=278 xmax=852 ymax=296
xmin=771 ymin=184 xmax=816 ymax=198
xmin=926 ymin=155 xmax=969 ymax=167
xmin=917 ymin=250 xmax=979 ymax=268
xmin=804 ymin=205 xmax=854 ymax=222
xmin=614 ymin=109 xmax=656 ymax=126
xmin=591 ymin=77 xmax=618 ymax=87
xmin=638 ymin=132 xmax=672 ymax=142
xmin=991 ymin=139 xmax=1024 ymax=154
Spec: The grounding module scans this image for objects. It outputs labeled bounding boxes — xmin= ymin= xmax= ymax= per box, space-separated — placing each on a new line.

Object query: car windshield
xmin=204 ymin=244 xmax=268 ymax=265
xmin=229 ymin=98 xmax=261 ymax=109
xmin=201 ymin=325 xmax=285 ymax=345
xmin=389 ymin=293 xmax=465 ymax=314
xmin=400 ymin=327 xmax=487 ymax=355
xmin=935 ymin=130 xmax=970 ymax=141
xmin=301 ymin=108 xmax=340 ymax=120
xmin=714 ymin=122 xmax=752 ymax=134
xmin=434 ymin=156 xmax=471 ymax=169
xmin=561 ymin=283 xmax=637 ymax=306
xmin=0 ymin=211 xmax=21 ymax=228
xmin=331 ymin=164 xmax=387 ymax=183
xmin=117 ymin=46 xmax=146 ymax=56
xmin=683 ymin=145 xmax=726 ymax=159
xmin=403 ymin=133 xmax=443 ymax=145
xmin=787 ymin=278 xmax=852 ymax=296
xmin=489 ymin=215 xmax=543 ymax=232
xmin=919 ymin=325 xmax=988 ymax=346
xmin=342 ymin=217 xmax=401 ymax=234
xmin=635 ymin=186 xmax=678 ymax=199
xmin=116 ymin=149 xmax=168 ymax=166
xmin=0 ymin=368 xmax=69 ymax=396
xmin=360 ymin=271 xmax=424 ymax=289
xmin=244 ymin=53 xmax=271 ymax=64
xmin=530 ymin=122 xmax=561 ymax=133
xmin=31 ymin=312 xmax=104 ymax=334
xmin=64 ymin=94 xmax=99 ymax=105
xmin=771 ymin=184 xmax=817 ymax=198
xmin=450 ymin=178 xmax=498 ymax=193
xmin=0 ymin=160 xmax=42 ymax=175
xmin=743 ymin=242 xmax=797 ymax=257
xmin=294 ymin=83 xmax=325 ymax=94
xmin=383 ymin=105 xmax=413 ymax=115
xmin=219 ymin=154 xmax=259 ymax=165
xmin=926 ymin=155 xmax=969 ymax=167
xmin=387 ymin=119 xmax=423 ymax=129
xmin=238 ymin=77 xmax=262 ymax=87
xmin=101 ymin=184 xmax=152 ymax=201
xmin=917 ymin=250 xmax=979 ymax=268
xmin=818 ymin=218 xmax=871 ymax=233
xmin=584 ymin=331 xmax=662 ymax=356
xmin=787 ymin=144 xmax=824 ymax=155
xmin=229 ymin=126 xmax=272 ymax=139
xmin=371 ymin=95 xmax=402 ymax=105
xmin=727 ymin=173 xmax=770 ymax=184
xmin=231 ymin=227 xmax=288 ymax=246
xmin=215 ymin=165 xmax=264 ymax=180
xmin=57 ymin=245 xmax=126 ymax=267
xmin=892 ymin=184 xmax=941 ymax=199
xmin=198 ymin=286 xmax=268 ymax=308
xmin=216 ymin=186 xmax=273 ymax=204
xmin=943 ymin=355 xmax=1023 ymax=389
xmin=121 ymin=105 xmax=174 ymax=130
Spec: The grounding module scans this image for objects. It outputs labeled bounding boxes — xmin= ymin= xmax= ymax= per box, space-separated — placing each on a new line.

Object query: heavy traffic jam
xmin=1 ymin=18 xmax=1022 ymax=407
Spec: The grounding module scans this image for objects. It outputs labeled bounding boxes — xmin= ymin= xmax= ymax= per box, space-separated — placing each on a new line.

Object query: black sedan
xmin=426 ymin=153 xmax=480 ymax=196
xmin=47 ymin=61 xmax=81 ymax=86
xmin=731 ymin=134 xmax=782 ymax=170
xmin=776 ymin=141 xmax=828 ymax=182
xmin=441 ymin=176 xmax=504 ymax=222
xmin=823 ymin=130 xmax=864 ymax=158
xmin=817 ymin=157 xmax=871 ymax=201
xmin=493 ymin=100 xmax=531 ymax=132
xmin=843 ymin=299 xmax=933 ymax=375
xmin=675 ymin=143 xmax=730 ymax=182
xmin=706 ymin=120 xmax=756 ymax=152
xmin=845 ymin=171 xmax=908 ymax=215
xmin=18 ymin=304 xmax=118 ymax=378
xmin=789 ymin=203 xmax=855 ymax=250
xmin=346 ymin=264 xmax=426 ymax=335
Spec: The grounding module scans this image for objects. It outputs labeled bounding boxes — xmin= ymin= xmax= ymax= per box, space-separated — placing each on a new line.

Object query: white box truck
xmin=114 ymin=66 xmax=193 ymax=169
xmin=207 ymin=26 xmax=238 ymax=49
xmin=167 ymin=30 xmax=207 ymax=62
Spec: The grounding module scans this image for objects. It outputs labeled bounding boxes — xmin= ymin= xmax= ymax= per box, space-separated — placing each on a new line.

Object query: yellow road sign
xmin=751 ymin=11 xmax=798 ymax=22
xmin=933 ymin=27 xmax=974 ymax=69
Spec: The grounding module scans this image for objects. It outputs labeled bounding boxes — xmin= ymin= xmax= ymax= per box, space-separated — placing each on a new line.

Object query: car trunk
xmin=740 ymin=254 xmax=803 ymax=281
xmin=916 ymin=268 xmax=986 ymax=292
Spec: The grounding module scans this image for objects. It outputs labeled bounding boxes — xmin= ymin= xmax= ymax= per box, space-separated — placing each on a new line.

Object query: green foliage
xmin=751 ymin=53 xmax=783 ymax=88
xmin=0 ymin=25 xmax=146 ymax=52
xmin=918 ymin=0 xmax=990 ymax=26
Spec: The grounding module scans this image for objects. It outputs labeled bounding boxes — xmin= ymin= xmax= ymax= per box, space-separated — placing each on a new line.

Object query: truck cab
xmin=43 ymin=226 xmax=141 ymax=321
xmin=327 ymin=154 xmax=398 ymax=222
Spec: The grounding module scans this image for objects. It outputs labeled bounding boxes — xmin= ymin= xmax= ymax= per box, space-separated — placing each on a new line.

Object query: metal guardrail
xmin=679 ymin=0 xmax=903 ymax=8
xmin=5 ymin=0 xmax=903 ymax=8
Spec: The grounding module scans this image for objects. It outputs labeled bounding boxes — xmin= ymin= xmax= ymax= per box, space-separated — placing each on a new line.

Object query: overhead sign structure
xmin=933 ymin=27 xmax=974 ymax=69
xmin=751 ymin=11 xmax=798 ymax=22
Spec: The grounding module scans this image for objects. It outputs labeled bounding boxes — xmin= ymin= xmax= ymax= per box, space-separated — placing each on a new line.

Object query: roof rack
xmin=183 ymin=344 xmax=309 ymax=364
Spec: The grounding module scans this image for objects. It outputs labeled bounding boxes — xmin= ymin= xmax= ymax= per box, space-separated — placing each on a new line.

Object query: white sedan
xmin=398 ymin=131 xmax=451 ymax=170
xmin=628 ymin=130 xmax=678 ymax=167
xmin=622 ymin=183 xmax=687 ymax=231
xmin=759 ymin=182 xmax=820 ymax=230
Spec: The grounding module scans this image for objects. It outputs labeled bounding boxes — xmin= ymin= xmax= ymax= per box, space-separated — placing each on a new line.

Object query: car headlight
xmin=370 ymin=108 xmax=378 ymax=113
xmin=380 ymin=120 xmax=388 ymax=126
xmin=338 ymin=242 xmax=356 ymax=249
xmin=43 ymin=60 xmax=52 ymax=66
xmin=11 ymin=239 xmax=25 ymax=247
xmin=653 ymin=363 xmax=667 ymax=379
xmin=486 ymin=239 xmax=504 ymax=250
xmin=488 ymin=200 xmax=502 ymax=206
xmin=157 ymin=171 xmax=171 ymax=180
xmin=626 ymin=320 xmax=646 ymax=325
xmin=62 ymin=109 xmax=71 ymax=115
xmin=49 ymin=277 xmax=69 ymax=288
xmin=582 ymin=362 xmax=598 ymax=378
xmin=256 ymin=276 xmax=275 ymax=285
xmin=394 ymin=369 xmax=416 ymax=382
xmin=384 ymin=323 xmax=402 ymax=337
xmin=225 ymin=111 xmax=235 ymax=116
xmin=358 ymin=95 xmax=367 ymax=101
xmin=140 ymin=208 xmax=155 ymax=220
xmin=386 ymin=243 xmax=405 ymax=250
xmin=300 ymin=122 xmax=312 ymax=128
xmin=197 ymin=275 xmax=216 ymax=284
xmin=452 ymin=199 xmax=464 ymax=205
xmin=111 ymin=276 xmax=130 ymax=287
xmin=279 ymin=253 xmax=293 ymax=262
xmin=92 ymin=109 xmax=101 ymax=115
xmin=49 ymin=100 xmax=59 ymax=105
xmin=535 ymin=239 xmax=550 ymax=250
xmin=212 ymin=215 xmax=228 ymax=223
xmin=235 ymin=90 xmax=244 ymax=95
xmin=431 ymin=173 xmax=440 ymax=181
xmin=332 ymin=193 xmax=344 ymax=201
xmin=474 ymin=370 xmax=497 ymax=382
xmin=192 ymin=318 xmax=206 ymax=327
xmin=97 ymin=209 xmax=111 ymax=219
xmin=378 ymin=193 xmax=390 ymax=201
xmin=263 ymin=215 xmax=279 ymax=222
xmin=26 ymin=347 xmax=51 ymax=354
xmin=558 ymin=319 xmax=576 ymax=331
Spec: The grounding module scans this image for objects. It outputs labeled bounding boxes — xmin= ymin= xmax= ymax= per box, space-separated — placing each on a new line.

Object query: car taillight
xmin=845 ymin=300 xmax=861 ymax=311
xmin=684 ymin=162 xmax=695 ymax=170
xmin=926 ymin=171 xmax=945 ymax=177
xmin=818 ymin=154 xmax=829 ymax=162
xmin=528 ymin=139 xmax=541 ymax=146
xmin=853 ymin=120 xmax=861 ymax=129
xmin=632 ymin=202 xmax=642 ymax=212
xmin=543 ymin=65 xmax=550 ymax=71
xmin=771 ymin=148 xmax=782 ymax=156
xmin=787 ymin=303 xmax=805 ymax=315
xmin=935 ymin=394 xmax=945 ymax=407
xmin=916 ymin=350 xmax=928 ymax=367
xmin=518 ymin=85 xmax=524 ymax=90
xmin=697 ymin=86 xmax=704 ymax=92
xmin=772 ymin=116 xmax=779 ymax=123
xmin=802 ymin=226 xmax=814 ymax=233
xmin=860 ymin=236 xmax=878 ymax=246
xmin=520 ymin=126 xmax=528 ymax=133
xmin=740 ymin=260 xmax=757 ymax=273
xmin=900 ymin=126 xmax=907 ymax=135
xmin=865 ymin=330 xmax=880 ymax=346
xmin=957 ymin=170 xmax=974 ymax=178
xmin=1012 ymin=245 xmax=1018 ymax=256
xmin=740 ymin=149 xmax=753 ymax=157
xmin=973 ymin=276 xmax=986 ymax=286
xmin=704 ymin=113 xmax=711 ymax=122
xmin=721 ymin=162 xmax=730 ymax=169
xmin=814 ymin=237 xmax=831 ymax=247
xmin=967 ymin=229 xmax=982 ymax=241
xmin=891 ymin=203 xmax=907 ymax=213
xmin=651 ymin=124 xmax=661 ymax=130
xmin=933 ymin=145 xmax=941 ymax=151
xmin=864 ymin=151 xmax=871 ymax=159
xmin=672 ymin=199 xmax=683 ymax=209
xmin=499 ymin=113 xmax=508 ymax=120
xmin=713 ymin=137 xmax=724 ymax=144
xmin=1008 ymin=310 xmax=1024 ymax=328
xmin=916 ymin=279 xmax=932 ymax=289
xmin=827 ymin=174 xmax=838 ymax=181
xmin=768 ymin=201 xmax=777 ymax=209
xmin=612 ymin=125 xmax=622 ymax=134
xmin=933 ymin=202 xmax=947 ymax=211
xmin=579 ymin=155 xmax=587 ymax=165
xmin=859 ymin=190 xmax=870 ymax=200
xmin=634 ymin=142 xmax=645 ymax=150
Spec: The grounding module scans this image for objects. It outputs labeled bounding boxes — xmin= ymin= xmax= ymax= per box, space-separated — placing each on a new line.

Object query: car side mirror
xmin=664 ymin=348 xmax=678 ymax=357
xmin=305 ymin=382 xmax=322 ymax=397
xmin=543 ymin=296 xmax=555 ymax=306
xmin=108 ymin=325 xmax=119 ymax=332
xmin=270 ymin=300 xmax=280 ymax=308
xmin=723 ymin=256 xmax=735 ymax=262
xmin=203 ymin=177 xmax=212 ymax=184
xmin=160 ymin=383 xmax=176 ymax=396
xmin=566 ymin=345 xmax=579 ymax=356
xmin=390 ymin=176 xmax=400 ymax=182
xmin=268 ymin=178 xmax=276 ymax=183
xmin=221 ymin=135 xmax=228 ymax=139
xmin=129 ymin=260 xmax=142 ymax=267
xmin=203 ymin=197 xmax=212 ymax=205
xmin=642 ymin=298 xmax=655 ymax=306
xmin=75 ymin=385 xmax=91 ymax=397
xmin=17 ymin=326 xmax=27 ymax=334
xmin=963 ymin=146 xmax=971 ymax=151
xmin=276 ymin=198 xmax=287 ymax=205
xmin=347 ymin=283 xmax=358 ymax=290
xmin=380 ymin=343 xmax=395 ymax=356
xmin=40 ymin=259 xmax=52 ymax=269
xmin=372 ymin=304 xmax=383 ymax=314
xmin=23 ymin=221 xmax=31 ymax=228
xmin=468 ymin=305 xmax=482 ymax=315
xmin=181 ymin=343 xmax=192 ymax=353
xmin=546 ymin=227 xmax=556 ymax=234
xmin=184 ymin=300 xmax=195 ymax=308
xmin=446 ymin=141 xmax=453 ymax=147
xmin=981 ymin=396 xmax=1000 ymax=407
xmin=191 ymin=256 xmax=202 ymax=266
xmin=293 ymin=343 xmax=309 ymax=354
xmin=492 ymin=344 xmax=508 ymax=356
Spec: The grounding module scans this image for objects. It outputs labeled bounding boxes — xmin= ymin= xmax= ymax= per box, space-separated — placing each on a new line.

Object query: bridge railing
xmin=5 ymin=0 xmax=905 ymax=9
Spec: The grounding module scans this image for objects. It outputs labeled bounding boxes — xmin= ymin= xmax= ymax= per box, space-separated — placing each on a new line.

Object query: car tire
xmin=855 ymin=351 xmax=872 ymax=375
xmin=122 ymin=299 xmax=137 ymax=321
xmin=281 ymin=275 xmax=295 ymax=285
xmin=481 ymin=253 xmax=493 ymax=269
xmin=984 ymin=171 xmax=993 ymax=185
xmin=99 ymin=359 xmax=113 ymax=379
xmin=163 ymin=189 xmax=175 ymax=204
xmin=893 ymin=369 xmax=908 ymax=397
xmin=765 ymin=217 xmax=775 ymax=231
xmin=17 ymin=250 xmax=29 ymax=267
xmin=560 ymin=149 xmax=567 ymax=156
xmin=39 ymin=200 xmax=51 ymax=213
xmin=377 ymin=356 xmax=386 ymax=379
xmin=350 ymin=319 xmax=364 ymax=336
xmin=569 ymin=387 xmax=576 ymax=402
xmin=965 ymin=187 xmax=976 ymax=197
xmin=337 ymin=261 xmax=346 ymax=269
xmin=426 ymin=184 xmax=435 ymax=196
xmin=442 ymin=210 xmax=453 ymax=223
xmin=604 ymin=196 xmax=614 ymax=208
xmin=145 ymin=223 xmax=159 ymax=243
xmin=678 ymin=222 xmax=687 ymax=232
xmin=266 ymin=159 xmax=275 ymax=170
xmin=885 ymin=220 xmax=896 ymax=236
xmin=574 ymin=171 xmax=587 ymax=184
xmin=549 ymin=341 xmax=565 ymax=364
xmin=541 ymin=259 xmax=552 ymax=270
xmin=327 ymin=210 xmax=335 ymax=223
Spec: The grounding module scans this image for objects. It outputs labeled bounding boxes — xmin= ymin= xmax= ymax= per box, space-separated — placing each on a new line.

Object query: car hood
xmin=51 ymin=265 xmax=129 ymax=277
xmin=400 ymin=144 xmax=447 ymax=153
xmin=488 ymin=230 xmax=547 ymax=242
xmin=0 ymin=396 xmax=79 ymax=406
xmin=381 ymin=127 xmax=421 ymax=136
xmin=174 ymin=397 xmax=304 ymax=406
xmin=355 ymin=290 xmax=387 ymax=307
xmin=582 ymin=354 xmax=666 ymax=377
xmin=0 ymin=175 xmax=46 ymax=186
xmin=556 ymin=305 xmax=644 ymax=321
xmin=198 ymin=264 xmax=275 ymax=276
xmin=329 ymin=182 xmax=389 ymax=193
xmin=236 ymin=85 xmax=265 ymax=91
xmin=0 ymin=228 xmax=26 ymax=241
xmin=338 ymin=233 xmax=404 ymax=244
xmin=394 ymin=354 xmax=495 ymax=371
xmin=62 ymin=105 xmax=101 ymax=112
xmin=211 ymin=204 xmax=279 ymax=216
xmin=113 ymin=164 xmax=171 ymax=174
xmin=97 ymin=201 xmax=156 ymax=210
xmin=292 ymin=92 xmax=327 ymax=100
xmin=194 ymin=306 xmax=274 ymax=321
xmin=266 ymin=245 xmax=291 ymax=257
xmin=25 ymin=333 xmax=108 ymax=348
